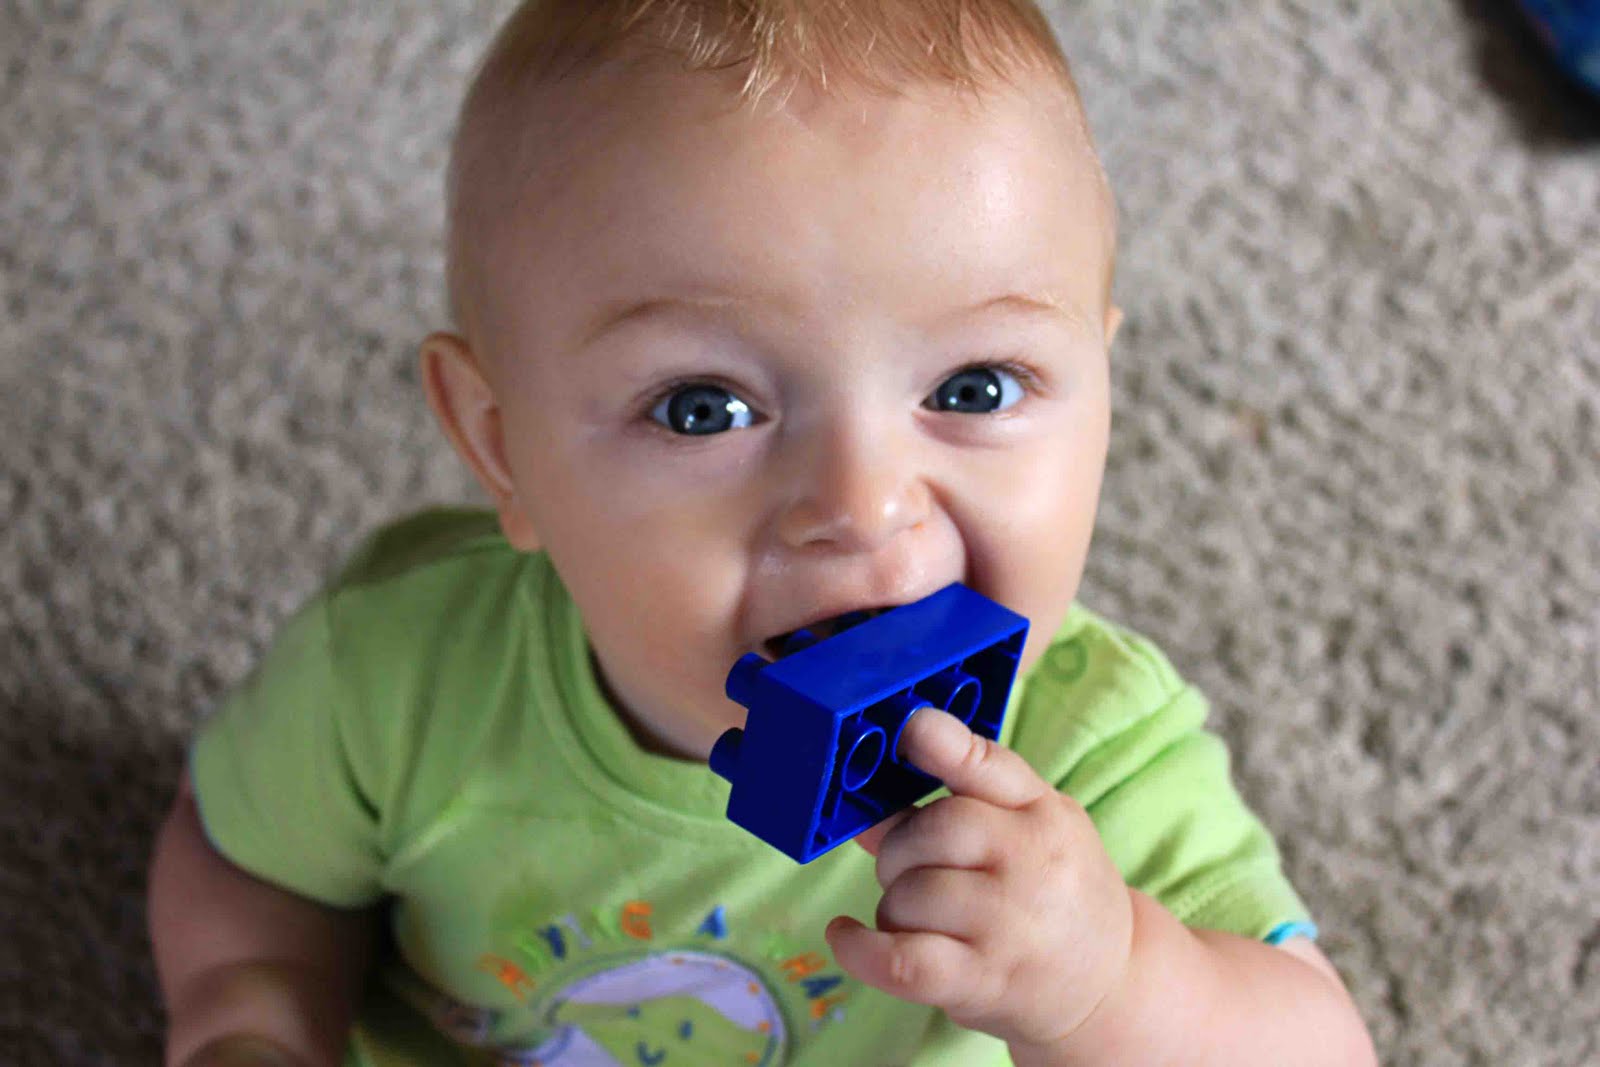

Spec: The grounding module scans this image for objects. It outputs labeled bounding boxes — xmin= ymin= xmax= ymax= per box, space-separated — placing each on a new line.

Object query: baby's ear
xmin=419 ymin=332 xmax=540 ymax=551
xmin=1104 ymin=304 xmax=1124 ymax=349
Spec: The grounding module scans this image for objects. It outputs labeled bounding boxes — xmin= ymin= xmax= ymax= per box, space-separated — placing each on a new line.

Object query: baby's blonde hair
xmin=446 ymin=0 xmax=1113 ymax=333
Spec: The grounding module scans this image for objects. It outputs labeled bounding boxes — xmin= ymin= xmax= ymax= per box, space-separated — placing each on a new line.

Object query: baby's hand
xmin=824 ymin=708 xmax=1133 ymax=1054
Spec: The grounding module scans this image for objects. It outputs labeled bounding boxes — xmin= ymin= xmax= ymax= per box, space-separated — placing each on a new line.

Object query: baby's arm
xmin=148 ymin=771 xmax=380 ymax=1067
xmin=1011 ymin=889 xmax=1377 ymax=1066
xmin=827 ymin=709 xmax=1377 ymax=1066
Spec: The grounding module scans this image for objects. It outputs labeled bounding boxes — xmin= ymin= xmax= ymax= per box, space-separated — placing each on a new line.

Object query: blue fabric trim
xmin=1265 ymin=920 xmax=1319 ymax=945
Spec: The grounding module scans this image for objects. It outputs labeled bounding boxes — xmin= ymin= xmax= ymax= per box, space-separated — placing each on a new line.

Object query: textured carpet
xmin=3 ymin=2 xmax=1596 ymax=1064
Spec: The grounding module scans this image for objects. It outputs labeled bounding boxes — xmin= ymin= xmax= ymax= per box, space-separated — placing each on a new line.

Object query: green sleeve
xmin=1013 ymin=610 xmax=1314 ymax=942
xmin=188 ymin=594 xmax=385 ymax=908
xmin=905 ymin=1011 xmax=1013 ymax=1066
xmin=1065 ymin=681 xmax=1311 ymax=939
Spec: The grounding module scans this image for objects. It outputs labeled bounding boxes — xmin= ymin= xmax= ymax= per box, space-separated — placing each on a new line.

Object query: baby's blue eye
xmin=650 ymin=385 xmax=755 ymax=436
xmin=926 ymin=365 xmax=1025 ymax=414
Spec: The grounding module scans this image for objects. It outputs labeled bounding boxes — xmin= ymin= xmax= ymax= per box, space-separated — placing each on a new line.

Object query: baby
xmin=149 ymin=2 xmax=1377 ymax=1065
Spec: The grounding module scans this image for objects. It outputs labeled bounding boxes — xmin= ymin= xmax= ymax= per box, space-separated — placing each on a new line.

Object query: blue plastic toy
xmin=1517 ymin=0 xmax=1600 ymax=97
xmin=710 ymin=583 xmax=1029 ymax=863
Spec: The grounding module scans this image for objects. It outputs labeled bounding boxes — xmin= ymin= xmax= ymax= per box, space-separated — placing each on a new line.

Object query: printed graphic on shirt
xmin=493 ymin=949 xmax=786 ymax=1065
xmin=390 ymin=898 xmax=854 ymax=1065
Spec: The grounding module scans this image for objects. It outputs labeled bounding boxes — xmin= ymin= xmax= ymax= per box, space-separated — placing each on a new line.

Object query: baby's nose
xmin=774 ymin=424 xmax=931 ymax=553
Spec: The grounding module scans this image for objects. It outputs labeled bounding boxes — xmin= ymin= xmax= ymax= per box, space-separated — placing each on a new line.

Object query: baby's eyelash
xmin=952 ymin=357 xmax=1043 ymax=392
xmin=637 ymin=373 xmax=745 ymax=412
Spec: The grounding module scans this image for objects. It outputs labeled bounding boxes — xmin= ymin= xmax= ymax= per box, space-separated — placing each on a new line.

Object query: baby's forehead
xmin=450 ymin=57 xmax=1113 ymax=341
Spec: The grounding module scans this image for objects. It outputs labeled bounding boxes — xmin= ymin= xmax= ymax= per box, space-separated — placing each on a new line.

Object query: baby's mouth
xmin=761 ymin=605 xmax=895 ymax=660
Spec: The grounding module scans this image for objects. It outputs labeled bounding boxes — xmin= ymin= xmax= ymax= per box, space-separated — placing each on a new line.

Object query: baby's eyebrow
xmin=577 ymin=288 xmax=1088 ymax=349
xmin=934 ymin=291 xmax=1086 ymax=331
xmin=577 ymin=292 xmax=765 ymax=349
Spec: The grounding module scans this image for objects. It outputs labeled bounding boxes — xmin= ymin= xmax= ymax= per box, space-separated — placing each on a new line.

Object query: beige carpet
xmin=3 ymin=2 xmax=1597 ymax=1063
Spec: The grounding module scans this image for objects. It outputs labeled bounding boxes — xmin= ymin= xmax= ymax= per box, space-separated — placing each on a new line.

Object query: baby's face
xmin=453 ymin=60 xmax=1120 ymax=761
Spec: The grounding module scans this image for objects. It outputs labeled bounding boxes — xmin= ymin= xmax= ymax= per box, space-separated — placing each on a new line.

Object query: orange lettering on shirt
xmin=809 ymin=993 xmax=847 ymax=1020
xmin=779 ymin=952 xmax=828 ymax=981
xmin=620 ymin=900 xmax=654 ymax=940
xmin=475 ymin=954 xmax=537 ymax=1002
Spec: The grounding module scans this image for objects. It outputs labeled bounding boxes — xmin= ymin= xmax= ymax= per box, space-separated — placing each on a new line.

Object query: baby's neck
xmin=588 ymin=647 xmax=710 ymax=764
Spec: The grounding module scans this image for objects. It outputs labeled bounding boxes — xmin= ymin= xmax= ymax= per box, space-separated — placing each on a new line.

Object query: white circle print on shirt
xmin=496 ymin=949 xmax=789 ymax=1066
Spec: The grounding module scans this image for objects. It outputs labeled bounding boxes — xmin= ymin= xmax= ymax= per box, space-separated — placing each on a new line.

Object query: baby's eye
xmin=649 ymin=383 xmax=756 ymax=436
xmin=925 ymin=364 xmax=1027 ymax=414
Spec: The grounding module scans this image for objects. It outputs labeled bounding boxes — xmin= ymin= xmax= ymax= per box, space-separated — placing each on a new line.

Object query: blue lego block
xmin=709 ymin=583 xmax=1029 ymax=863
xmin=1517 ymin=0 xmax=1600 ymax=97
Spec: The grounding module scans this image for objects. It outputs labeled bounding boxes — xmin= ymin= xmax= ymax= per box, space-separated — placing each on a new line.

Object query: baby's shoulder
xmin=315 ymin=507 xmax=539 ymax=674
xmin=301 ymin=509 xmax=553 ymax=784
xmin=1031 ymin=601 xmax=1191 ymax=702
xmin=317 ymin=508 xmax=533 ymax=621
xmin=333 ymin=507 xmax=511 ymax=591
xmin=1007 ymin=603 xmax=1208 ymax=789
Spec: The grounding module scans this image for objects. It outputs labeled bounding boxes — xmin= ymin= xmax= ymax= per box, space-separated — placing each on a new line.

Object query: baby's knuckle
xmin=953 ymin=960 xmax=1005 ymax=1021
xmin=959 ymin=731 xmax=999 ymax=774
xmin=896 ymin=939 xmax=966 ymax=1003
xmin=887 ymin=942 xmax=923 ymax=991
xmin=1027 ymin=789 xmax=1069 ymax=825
xmin=921 ymin=795 xmax=974 ymax=838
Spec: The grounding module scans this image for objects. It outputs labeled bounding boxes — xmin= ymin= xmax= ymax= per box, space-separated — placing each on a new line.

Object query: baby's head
xmin=422 ymin=0 xmax=1122 ymax=761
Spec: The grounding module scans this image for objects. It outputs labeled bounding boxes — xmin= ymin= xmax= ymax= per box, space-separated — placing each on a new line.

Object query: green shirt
xmin=190 ymin=508 xmax=1312 ymax=1066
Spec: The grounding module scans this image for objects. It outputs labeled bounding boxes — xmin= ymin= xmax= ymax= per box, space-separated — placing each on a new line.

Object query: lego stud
xmin=725 ymin=652 xmax=770 ymax=709
xmin=836 ymin=720 xmax=888 ymax=792
xmin=914 ymin=667 xmax=983 ymax=725
xmin=775 ymin=627 xmax=821 ymax=657
xmin=709 ymin=727 xmax=743 ymax=782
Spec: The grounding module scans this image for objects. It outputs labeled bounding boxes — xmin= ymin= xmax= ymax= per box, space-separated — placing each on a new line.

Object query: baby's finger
xmin=851 ymin=807 xmax=914 ymax=857
xmin=873 ymin=795 xmax=999 ymax=888
xmin=874 ymin=866 xmax=991 ymax=941
xmin=824 ymin=915 xmax=979 ymax=1008
xmin=896 ymin=707 xmax=1049 ymax=810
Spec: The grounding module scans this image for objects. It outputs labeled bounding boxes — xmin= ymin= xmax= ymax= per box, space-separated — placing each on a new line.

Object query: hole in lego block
xmin=839 ymin=721 xmax=887 ymax=792
xmin=957 ymin=642 xmax=1025 ymax=737
xmin=915 ymin=667 xmax=982 ymax=725
xmin=948 ymin=680 xmax=981 ymax=722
